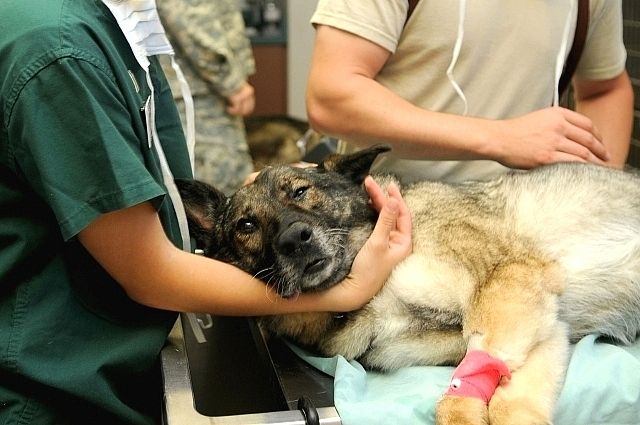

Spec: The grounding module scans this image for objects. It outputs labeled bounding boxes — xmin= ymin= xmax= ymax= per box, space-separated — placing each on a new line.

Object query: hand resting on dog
xmin=325 ymin=176 xmax=412 ymax=311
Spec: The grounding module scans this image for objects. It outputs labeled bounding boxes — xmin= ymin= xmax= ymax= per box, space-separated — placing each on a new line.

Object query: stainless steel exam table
xmin=161 ymin=314 xmax=342 ymax=425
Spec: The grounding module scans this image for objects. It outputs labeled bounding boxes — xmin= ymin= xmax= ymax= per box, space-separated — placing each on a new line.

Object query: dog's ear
xmin=318 ymin=144 xmax=391 ymax=183
xmin=175 ymin=178 xmax=227 ymax=250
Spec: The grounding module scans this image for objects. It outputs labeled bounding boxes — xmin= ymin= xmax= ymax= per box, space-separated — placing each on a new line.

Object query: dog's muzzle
xmin=276 ymin=221 xmax=330 ymax=282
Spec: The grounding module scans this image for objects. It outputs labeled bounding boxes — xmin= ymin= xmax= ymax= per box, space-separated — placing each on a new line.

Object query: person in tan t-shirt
xmin=307 ymin=0 xmax=633 ymax=183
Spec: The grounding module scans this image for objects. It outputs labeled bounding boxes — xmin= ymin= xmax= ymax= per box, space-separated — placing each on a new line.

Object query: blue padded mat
xmin=290 ymin=334 xmax=640 ymax=425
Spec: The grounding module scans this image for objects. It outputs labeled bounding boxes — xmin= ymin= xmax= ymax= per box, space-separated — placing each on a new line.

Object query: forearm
xmin=78 ymin=202 xmax=346 ymax=316
xmin=307 ymin=71 xmax=495 ymax=160
xmin=306 ymin=25 xmax=496 ymax=161
xmin=159 ymin=1 xmax=247 ymax=97
xmin=138 ymin=248 xmax=345 ymax=316
xmin=574 ymin=71 xmax=634 ymax=168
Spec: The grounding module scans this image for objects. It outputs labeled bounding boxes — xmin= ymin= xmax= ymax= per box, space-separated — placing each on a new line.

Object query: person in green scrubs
xmin=0 ymin=1 xmax=412 ymax=424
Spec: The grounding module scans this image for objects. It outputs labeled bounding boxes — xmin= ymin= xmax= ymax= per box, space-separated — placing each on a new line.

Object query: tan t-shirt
xmin=311 ymin=0 xmax=627 ymax=183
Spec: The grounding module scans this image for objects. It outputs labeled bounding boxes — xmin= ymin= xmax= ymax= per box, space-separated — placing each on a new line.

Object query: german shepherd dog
xmin=177 ymin=146 xmax=640 ymax=425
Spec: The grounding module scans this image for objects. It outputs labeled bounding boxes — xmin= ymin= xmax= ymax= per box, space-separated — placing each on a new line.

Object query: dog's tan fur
xmin=178 ymin=146 xmax=640 ymax=425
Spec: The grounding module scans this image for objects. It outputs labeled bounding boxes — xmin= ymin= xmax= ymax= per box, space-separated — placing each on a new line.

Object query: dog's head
xmin=177 ymin=145 xmax=391 ymax=297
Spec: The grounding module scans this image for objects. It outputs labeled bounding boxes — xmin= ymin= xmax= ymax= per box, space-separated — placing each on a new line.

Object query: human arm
xmin=306 ymin=25 xmax=610 ymax=169
xmin=77 ymin=177 xmax=411 ymax=316
xmin=572 ymin=70 xmax=634 ymax=168
xmin=157 ymin=0 xmax=256 ymax=97
xmin=161 ymin=0 xmax=256 ymax=117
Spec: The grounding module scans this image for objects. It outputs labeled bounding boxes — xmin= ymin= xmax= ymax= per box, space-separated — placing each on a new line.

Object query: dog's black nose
xmin=277 ymin=221 xmax=313 ymax=255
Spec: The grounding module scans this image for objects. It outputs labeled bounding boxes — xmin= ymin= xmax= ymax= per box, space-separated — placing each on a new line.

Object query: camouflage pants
xmin=175 ymin=95 xmax=254 ymax=195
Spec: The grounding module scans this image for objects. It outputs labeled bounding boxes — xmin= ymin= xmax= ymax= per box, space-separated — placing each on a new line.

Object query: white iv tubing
xmin=447 ymin=0 xmax=468 ymax=116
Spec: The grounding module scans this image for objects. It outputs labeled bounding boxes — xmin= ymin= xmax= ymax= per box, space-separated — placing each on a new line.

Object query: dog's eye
xmin=236 ymin=218 xmax=257 ymax=234
xmin=291 ymin=186 xmax=309 ymax=201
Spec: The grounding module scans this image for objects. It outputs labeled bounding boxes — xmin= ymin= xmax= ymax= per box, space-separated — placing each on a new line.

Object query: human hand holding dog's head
xmin=321 ymin=176 xmax=412 ymax=312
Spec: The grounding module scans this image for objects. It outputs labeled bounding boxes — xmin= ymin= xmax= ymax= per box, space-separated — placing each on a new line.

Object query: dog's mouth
xmin=273 ymin=229 xmax=356 ymax=297
xmin=273 ymin=254 xmax=343 ymax=298
xmin=304 ymin=257 xmax=327 ymax=274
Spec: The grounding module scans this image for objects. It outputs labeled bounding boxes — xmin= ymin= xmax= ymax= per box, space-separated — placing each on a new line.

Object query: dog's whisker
xmin=264 ymin=270 xmax=286 ymax=303
xmin=265 ymin=272 xmax=277 ymax=287
xmin=279 ymin=277 xmax=294 ymax=298
xmin=264 ymin=280 xmax=277 ymax=303
xmin=253 ymin=266 xmax=275 ymax=280
xmin=255 ymin=271 xmax=275 ymax=284
xmin=253 ymin=266 xmax=278 ymax=289
xmin=290 ymin=290 xmax=301 ymax=302
xmin=266 ymin=272 xmax=282 ymax=293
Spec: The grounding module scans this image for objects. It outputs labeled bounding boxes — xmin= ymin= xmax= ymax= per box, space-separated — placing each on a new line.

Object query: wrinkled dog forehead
xmin=239 ymin=167 xmax=323 ymax=204
xmin=224 ymin=166 xmax=316 ymax=218
xmin=254 ymin=165 xmax=319 ymax=188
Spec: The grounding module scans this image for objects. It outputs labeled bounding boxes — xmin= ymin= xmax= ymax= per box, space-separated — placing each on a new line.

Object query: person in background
xmin=158 ymin=0 xmax=256 ymax=195
xmin=0 ymin=1 xmax=412 ymax=424
xmin=307 ymin=0 xmax=634 ymax=184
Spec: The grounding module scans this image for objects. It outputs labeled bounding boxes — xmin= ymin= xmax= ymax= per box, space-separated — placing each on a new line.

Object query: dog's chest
xmin=383 ymin=249 xmax=477 ymax=313
xmin=362 ymin=255 xmax=469 ymax=339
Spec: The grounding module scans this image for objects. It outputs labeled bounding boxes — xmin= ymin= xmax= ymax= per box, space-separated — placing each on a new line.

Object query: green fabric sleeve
xmin=7 ymin=56 xmax=166 ymax=240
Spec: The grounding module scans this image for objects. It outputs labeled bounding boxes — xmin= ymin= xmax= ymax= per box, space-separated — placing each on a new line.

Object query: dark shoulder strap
xmin=405 ymin=0 xmax=419 ymax=26
xmin=559 ymin=0 xmax=590 ymax=95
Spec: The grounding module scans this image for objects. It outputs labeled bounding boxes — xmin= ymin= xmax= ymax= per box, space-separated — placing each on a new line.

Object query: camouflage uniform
xmin=158 ymin=0 xmax=255 ymax=195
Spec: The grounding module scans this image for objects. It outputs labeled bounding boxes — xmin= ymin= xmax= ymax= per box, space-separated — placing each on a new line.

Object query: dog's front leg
xmin=436 ymin=257 xmax=569 ymax=425
xmin=488 ymin=323 xmax=568 ymax=425
xmin=436 ymin=394 xmax=489 ymax=425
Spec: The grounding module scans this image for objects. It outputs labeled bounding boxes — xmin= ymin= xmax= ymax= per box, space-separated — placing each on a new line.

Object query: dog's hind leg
xmin=436 ymin=256 xmax=569 ymax=425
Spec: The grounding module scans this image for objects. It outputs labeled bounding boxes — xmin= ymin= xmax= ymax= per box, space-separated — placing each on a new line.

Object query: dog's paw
xmin=435 ymin=395 xmax=488 ymax=425
xmin=488 ymin=396 xmax=552 ymax=425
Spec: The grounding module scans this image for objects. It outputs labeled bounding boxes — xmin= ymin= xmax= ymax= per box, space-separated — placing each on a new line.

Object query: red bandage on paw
xmin=444 ymin=350 xmax=511 ymax=404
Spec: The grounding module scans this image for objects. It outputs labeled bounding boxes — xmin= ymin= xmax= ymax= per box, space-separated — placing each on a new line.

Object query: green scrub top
xmin=0 ymin=1 xmax=193 ymax=423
